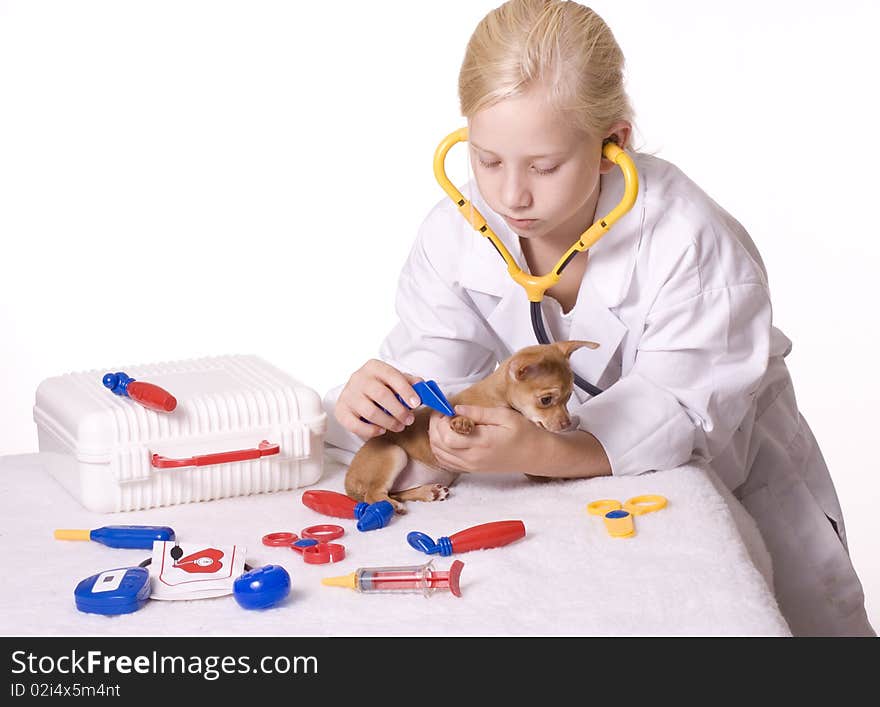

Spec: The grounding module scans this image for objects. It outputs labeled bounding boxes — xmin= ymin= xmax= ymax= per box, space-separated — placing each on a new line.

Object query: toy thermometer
xmin=54 ymin=525 xmax=175 ymax=549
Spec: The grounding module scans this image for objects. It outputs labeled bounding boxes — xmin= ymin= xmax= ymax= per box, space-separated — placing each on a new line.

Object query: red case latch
xmin=151 ymin=440 xmax=280 ymax=469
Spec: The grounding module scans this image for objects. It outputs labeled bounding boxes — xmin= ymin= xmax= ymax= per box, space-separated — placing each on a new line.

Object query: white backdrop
xmin=2 ymin=0 xmax=878 ymax=634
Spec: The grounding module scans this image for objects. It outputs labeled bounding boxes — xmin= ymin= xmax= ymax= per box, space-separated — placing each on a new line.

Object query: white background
xmin=1 ymin=1 xmax=878 ymax=633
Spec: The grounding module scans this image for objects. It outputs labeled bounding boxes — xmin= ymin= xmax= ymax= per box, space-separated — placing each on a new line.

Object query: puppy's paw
xmin=430 ymin=484 xmax=450 ymax=501
xmin=450 ymin=416 xmax=475 ymax=435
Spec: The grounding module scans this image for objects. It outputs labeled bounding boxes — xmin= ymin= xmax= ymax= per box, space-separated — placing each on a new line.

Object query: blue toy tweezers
xmin=360 ymin=379 xmax=455 ymax=424
xmin=409 ymin=380 xmax=455 ymax=417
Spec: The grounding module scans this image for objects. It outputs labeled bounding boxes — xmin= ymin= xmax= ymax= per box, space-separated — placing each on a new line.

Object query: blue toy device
xmin=74 ymin=567 xmax=151 ymax=615
xmin=410 ymin=380 xmax=455 ymax=417
xmin=360 ymin=379 xmax=455 ymax=426
xmin=355 ymin=500 xmax=394 ymax=531
xmin=233 ymin=565 xmax=291 ymax=610
xmin=54 ymin=525 xmax=175 ymax=549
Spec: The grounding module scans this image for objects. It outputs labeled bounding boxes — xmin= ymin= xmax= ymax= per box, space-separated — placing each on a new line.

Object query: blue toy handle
xmin=89 ymin=525 xmax=175 ymax=549
xmin=407 ymin=531 xmax=453 ymax=556
xmin=407 ymin=531 xmax=439 ymax=554
xmin=103 ymin=372 xmax=135 ymax=397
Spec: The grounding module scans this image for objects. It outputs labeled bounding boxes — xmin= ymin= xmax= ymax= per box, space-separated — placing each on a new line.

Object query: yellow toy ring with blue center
xmin=433 ymin=127 xmax=639 ymax=303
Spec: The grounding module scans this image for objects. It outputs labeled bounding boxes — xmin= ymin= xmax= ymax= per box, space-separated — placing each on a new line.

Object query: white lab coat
xmin=323 ymin=152 xmax=874 ymax=637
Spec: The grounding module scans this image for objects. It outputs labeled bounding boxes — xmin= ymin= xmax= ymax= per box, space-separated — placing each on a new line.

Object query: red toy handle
xmin=448 ymin=520 xmax=526 ymax=553
xmin=127 ymin=380 xmax=177 ymax=412
xmin=152 ymin=440 xmax=280 ymax=469
xmin=301 ymin=490 xmax=357 ymax=518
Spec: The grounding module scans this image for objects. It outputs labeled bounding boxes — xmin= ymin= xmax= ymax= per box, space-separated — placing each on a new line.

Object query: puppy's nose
xmin=557 ymin=418 xmax=573 ymax=432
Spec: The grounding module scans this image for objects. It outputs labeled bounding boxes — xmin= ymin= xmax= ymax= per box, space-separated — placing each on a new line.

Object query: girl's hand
xmin=428 ymin=404 xmax=548 ymax=473
xmin=335 ymin=360 xmax=423 ymax=441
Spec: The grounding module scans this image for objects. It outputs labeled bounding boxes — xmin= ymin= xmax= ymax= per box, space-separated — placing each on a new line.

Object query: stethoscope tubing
xmin=530 ymin=301 xmax=603 ymax=396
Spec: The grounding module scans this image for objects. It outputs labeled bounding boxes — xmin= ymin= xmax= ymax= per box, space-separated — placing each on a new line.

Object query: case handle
xmin=151 ymin=440 xmax=280 ymax=469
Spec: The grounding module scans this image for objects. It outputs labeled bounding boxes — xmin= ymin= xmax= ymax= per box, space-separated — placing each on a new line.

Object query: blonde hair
xmin=459 ymin=0 xmax=633 ymax=143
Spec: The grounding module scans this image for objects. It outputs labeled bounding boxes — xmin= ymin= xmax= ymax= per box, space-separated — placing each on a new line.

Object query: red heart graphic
xmin=174 ymin=548 xmax=224 ymax=574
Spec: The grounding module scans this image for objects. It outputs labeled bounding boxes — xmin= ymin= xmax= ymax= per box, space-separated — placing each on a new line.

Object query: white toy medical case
xmin=33 ymin=355 xmax=327 ymax=513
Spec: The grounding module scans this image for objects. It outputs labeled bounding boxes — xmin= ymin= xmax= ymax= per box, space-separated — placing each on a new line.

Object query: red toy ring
xmin=301 ymin=524 xmax=345 ymax=543
xmin=302 ymin=542 xmax=346 ymax=564
xmin=262 ymin=532 xmax=299 ymax=547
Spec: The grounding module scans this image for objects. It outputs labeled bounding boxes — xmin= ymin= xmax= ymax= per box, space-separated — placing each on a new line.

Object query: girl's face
xmin=468 ymin=86 xmax=622 ymax=248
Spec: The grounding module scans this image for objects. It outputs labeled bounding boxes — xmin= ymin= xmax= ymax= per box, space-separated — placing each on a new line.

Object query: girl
xmin=324 ymin=0 xmax=873 ymax=636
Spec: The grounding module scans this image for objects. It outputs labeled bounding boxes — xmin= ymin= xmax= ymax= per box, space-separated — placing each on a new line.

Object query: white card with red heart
xmin=148 ymin=541 xmax=246 ymax=600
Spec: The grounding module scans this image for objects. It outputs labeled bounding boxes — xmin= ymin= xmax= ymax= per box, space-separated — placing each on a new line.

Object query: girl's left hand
xmin=428 ymin=404 xmax=549 ymax=473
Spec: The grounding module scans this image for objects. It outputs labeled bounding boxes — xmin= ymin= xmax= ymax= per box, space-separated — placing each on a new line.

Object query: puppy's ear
xmin=554 ymin=340 xmax=599 ymax=359
xmin=508 ymin=352 xmax=546 ymax=382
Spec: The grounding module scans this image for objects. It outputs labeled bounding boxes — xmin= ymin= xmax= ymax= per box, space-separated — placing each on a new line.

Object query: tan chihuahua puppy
xmin=344 ymin=340 xmax=598 ymax=513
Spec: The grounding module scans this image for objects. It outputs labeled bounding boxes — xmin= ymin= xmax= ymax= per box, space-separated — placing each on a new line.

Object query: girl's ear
xmin=553 ymin=340 xmax=599 ymax=359
xmin=600 ymin=121 xmax=633 ymax=173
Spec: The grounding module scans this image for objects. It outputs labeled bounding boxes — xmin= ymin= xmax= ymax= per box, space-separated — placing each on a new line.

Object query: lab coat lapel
xmin=459 ymin=232 xmax=513 ymax=298
xmin=457 ymin=179 xmax=515 ymax=299
xmin=586 ymin=158 xmax=643 ymax=309
xmin=465 ymin=233 xmax=541 ymax=355
xmin=485 ymin=279 xmax=543 ymax=355
xmin=565 ymin=161 xmax=644 ymax=399
xmin=465 ymin=230 xmax=627 ymax=379
xmin=567 ymin=277 xmax=627 ymax=403
xmin=458 ymin=185 xmax=539 ymax=353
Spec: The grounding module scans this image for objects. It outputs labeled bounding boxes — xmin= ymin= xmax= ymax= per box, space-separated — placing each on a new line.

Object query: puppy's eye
xmin=540 ymin=396 xmax=553 ymax=406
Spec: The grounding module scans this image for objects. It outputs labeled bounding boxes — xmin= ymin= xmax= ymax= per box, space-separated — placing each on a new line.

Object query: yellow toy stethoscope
xmin=433 ymin=127 xmax=639 ymax=396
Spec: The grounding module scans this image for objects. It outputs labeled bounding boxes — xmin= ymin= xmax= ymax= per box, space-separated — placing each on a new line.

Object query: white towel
xmin=0 ymin=452 xmax=790 ymax=636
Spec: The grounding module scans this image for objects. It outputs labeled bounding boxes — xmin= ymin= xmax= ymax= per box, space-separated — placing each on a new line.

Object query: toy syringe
xmin=322 ymin=559 xmax=464 ymax=597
